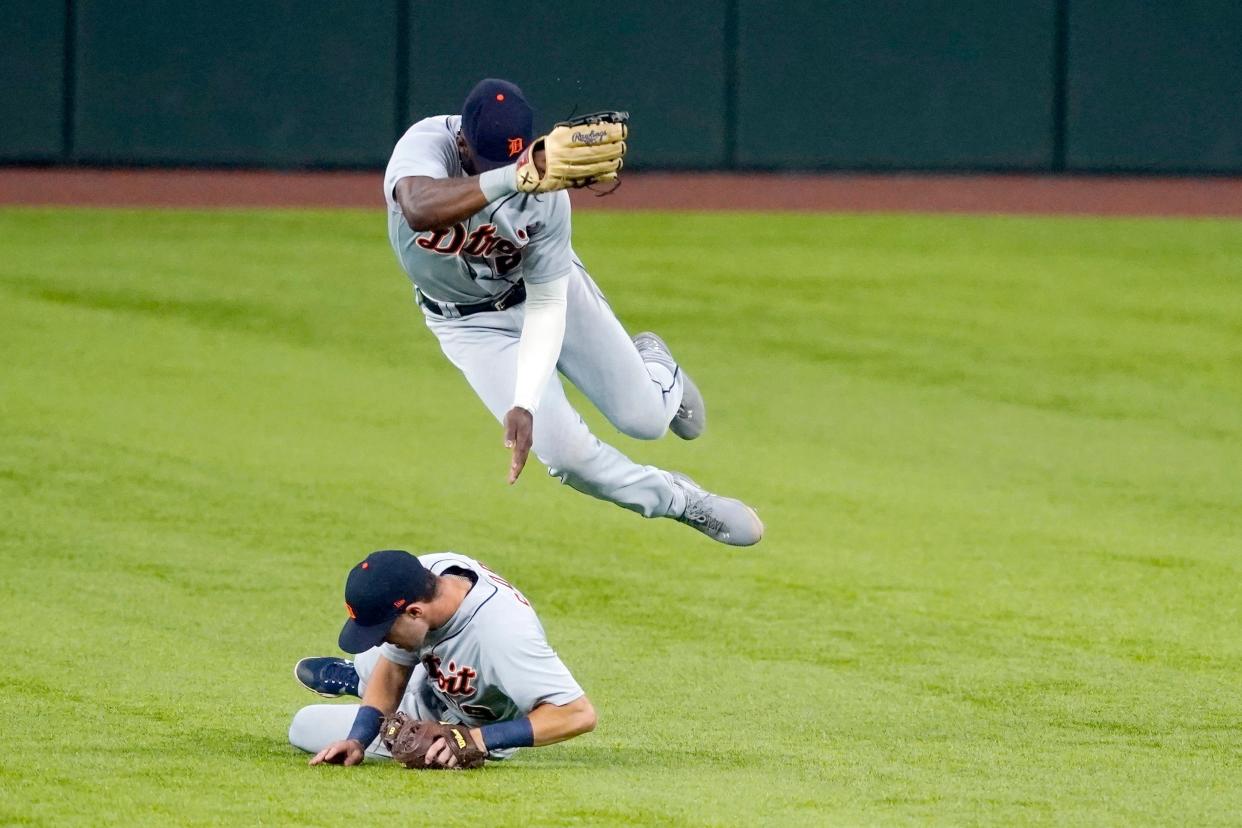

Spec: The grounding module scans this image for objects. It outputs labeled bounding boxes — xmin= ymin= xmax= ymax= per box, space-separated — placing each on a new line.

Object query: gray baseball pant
xmin=423 ymin=265 xmax=685 ymax=518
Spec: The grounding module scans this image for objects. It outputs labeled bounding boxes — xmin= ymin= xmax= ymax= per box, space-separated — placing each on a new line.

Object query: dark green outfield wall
xmin=3 ymin=1 xmax=1239 ymax=172
xmin=72 ymin=1 xmax=398 ymax=165
xmin=407 ymin=2 xmax=729 ymax=168
xmin=1067 ymin=0 xmax=1242 ymax=172
xmin=735 ymin=0 xmax=1058 ymax=170
xmin=0 ymin=0 xmax=66 ymax=161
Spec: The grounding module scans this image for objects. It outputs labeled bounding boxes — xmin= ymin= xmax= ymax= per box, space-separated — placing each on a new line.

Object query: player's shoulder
xmin=419 ymin=550 xmax=480 ymax=574
xmin=392 ymin=115 xmax=459 ymax=153
xmin=465 ymin=560 xmax=545 ymax=632
xmin=420 ymin=552 xmax=540 ymax=626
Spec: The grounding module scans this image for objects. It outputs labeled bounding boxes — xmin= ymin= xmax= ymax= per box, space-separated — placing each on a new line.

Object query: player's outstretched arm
xmin=504 ymin=275 xmax=569 ymax=484
xmin=422 ymin=695 xmax=597 ymax=769
xmin=525 ymin=695 xmax=597 ymax=746
xmin=475 ymin=695 xmax=597 ymax=751
xmin=309 ymin=655 xmax=413 ymax=767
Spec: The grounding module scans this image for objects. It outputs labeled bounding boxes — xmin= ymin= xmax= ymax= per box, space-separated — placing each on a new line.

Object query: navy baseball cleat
xmin=294 ymin=657 xmax=360 ymax=698
xmin=632 ymin=331 xmax=706 ymax=440
xmin=670 ymin=472 xmax=764 ymax=546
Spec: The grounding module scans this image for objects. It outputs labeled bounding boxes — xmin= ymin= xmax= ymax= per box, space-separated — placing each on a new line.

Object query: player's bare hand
xmin=423 ymin=736 xmax=459 ymax=768
xmin=310 ymin=739 xmax=365 ymax=766
xmin=534 ymin=148 xmax=546 ymax=176
xmin=503 ymin=406 xmax=534 ymax=484
xmin=423 ymin=727 xmax=487 ymax=769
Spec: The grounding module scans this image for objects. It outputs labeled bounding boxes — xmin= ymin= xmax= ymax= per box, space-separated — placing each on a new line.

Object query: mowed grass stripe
xmin=1 ymin=208 xmax=1239 ymax=826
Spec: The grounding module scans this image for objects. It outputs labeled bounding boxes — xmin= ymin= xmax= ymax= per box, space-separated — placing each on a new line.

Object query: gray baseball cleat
xmin=670 ymin=473 xmax=764 ymax=546
xmin=632 ymin=331 xmax=706 ymax=440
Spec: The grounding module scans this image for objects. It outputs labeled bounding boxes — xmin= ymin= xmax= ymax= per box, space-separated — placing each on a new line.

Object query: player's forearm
xmin=343 ymin=657 xmax=412 ymax=750
xmin=511 ymin=276 xmax=569 ymax=412
xmin=528 ymin=696 xmax=597 ymax=746
xmin=359 ymin=656 xmax=412 ymax=715
xmin=396 ymin=172 xmax=516 ymax=231
xmin=468 ymin=696 xmax=595 ymax=755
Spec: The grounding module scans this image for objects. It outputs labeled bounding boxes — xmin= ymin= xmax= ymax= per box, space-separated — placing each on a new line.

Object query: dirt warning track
xmin=1 ymin=168 xmax=1240 ymax=217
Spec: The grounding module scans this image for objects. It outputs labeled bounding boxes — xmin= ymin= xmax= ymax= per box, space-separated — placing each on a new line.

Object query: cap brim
xmin=338 ymin=616 xmax=397 ymax=654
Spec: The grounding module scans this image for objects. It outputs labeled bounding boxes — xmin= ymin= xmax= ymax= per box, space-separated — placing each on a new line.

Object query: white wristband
xmin=478 ymin=164 xmax=518 ymax=202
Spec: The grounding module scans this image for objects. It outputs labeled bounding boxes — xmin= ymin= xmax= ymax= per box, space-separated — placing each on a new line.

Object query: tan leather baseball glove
xmin=515 ymin=111 xmax=628 ymax=194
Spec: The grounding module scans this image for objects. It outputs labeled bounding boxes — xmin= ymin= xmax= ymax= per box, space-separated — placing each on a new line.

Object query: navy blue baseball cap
xmin=338 ymin=550 xmax=436 ymax=654
xmin=461 ymin=78 xmax=535 ymax=171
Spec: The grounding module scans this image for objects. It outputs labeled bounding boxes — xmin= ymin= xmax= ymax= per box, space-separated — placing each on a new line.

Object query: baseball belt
xmin=417 ymin=281 xmax=526 ymax=318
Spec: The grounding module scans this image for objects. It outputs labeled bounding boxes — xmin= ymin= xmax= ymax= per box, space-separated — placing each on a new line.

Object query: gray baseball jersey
xmin=378 ymin=552 xmax=583 ymax=726
xmin=384 ymin=115 xmax=575 ymax=306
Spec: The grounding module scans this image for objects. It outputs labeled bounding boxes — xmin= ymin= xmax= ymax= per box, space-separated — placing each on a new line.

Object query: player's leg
xmin=288 ymin=703 xmax=382 ymax=756
xmin=351 ymin=644 xmax=385 ymax=693
xmin=425 ymin=307 xmax=763 ymax=543
xmin=557 ymin=264 xmax=704 ymax=440
xmin=426 ymin=311 xmax=681 ymax=518
xmin=556 ymin=266 xmax=761 ymax=544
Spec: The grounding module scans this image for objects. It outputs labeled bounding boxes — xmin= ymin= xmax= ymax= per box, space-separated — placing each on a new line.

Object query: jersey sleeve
xmin=481 ymin=614 xmax=583 ymax=713
xmin=377 ymin=641 xmax=419 ymax=668
xmin=383 ymin=117 xmax=459 ymax=211
xmin=519 ymin=191 xmax=574 ymax=285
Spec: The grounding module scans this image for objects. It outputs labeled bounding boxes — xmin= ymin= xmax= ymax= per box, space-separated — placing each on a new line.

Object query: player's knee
xmin=288 ymin=705 xmax=326 ymax=754
xmin=612 ymin=407 xmax=668 ymax=441
xmin=535 ymin=436 xmax=596 ymax=476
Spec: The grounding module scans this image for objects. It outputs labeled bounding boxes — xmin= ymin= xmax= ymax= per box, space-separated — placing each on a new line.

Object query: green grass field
xmin=2 ymin=207 xmax=1240 ymax=826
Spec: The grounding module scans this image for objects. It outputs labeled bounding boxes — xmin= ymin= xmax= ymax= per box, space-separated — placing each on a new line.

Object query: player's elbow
xmin=571 ymin=697 xmax=597 ymax=736
xmin=396 ymin=188 xmax=447 ymax=232
xmin=402 ymin=204 xmax=440 ymax=233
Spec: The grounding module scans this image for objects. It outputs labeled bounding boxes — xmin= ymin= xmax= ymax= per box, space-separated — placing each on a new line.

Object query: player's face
xmin=384 ymin=609 xmax=429 ymax=651
xmin=455 ymin=132 xmax=478 ymax=176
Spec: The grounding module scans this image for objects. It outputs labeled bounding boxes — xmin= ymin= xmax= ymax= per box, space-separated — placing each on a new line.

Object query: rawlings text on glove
xmin=515 ymin=111 xmax=628 ymax=194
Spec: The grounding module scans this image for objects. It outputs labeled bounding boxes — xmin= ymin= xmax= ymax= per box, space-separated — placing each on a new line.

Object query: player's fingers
xmin=588 ymin=171 xmax=619 ymax=186
xmin=508 ymin=442 xmax=530 ymax=484
xmin=427 ymin=737 xmax=450 ymax=767
xmin=561 ymin=143 xmax=625 ymax=165
xmin=511 ymin=419 xmax=532 ymax=483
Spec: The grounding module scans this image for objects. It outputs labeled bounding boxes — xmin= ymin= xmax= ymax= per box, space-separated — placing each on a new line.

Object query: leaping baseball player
xmin=289 ymin=549 xmax=594 ymax=768
xmin=383 ymin=78 xmax=763 ymax=546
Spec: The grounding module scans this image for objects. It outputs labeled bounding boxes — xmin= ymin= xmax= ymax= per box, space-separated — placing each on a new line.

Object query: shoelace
xmin=323 ymin=661 xmax=358 ymax=691
xmin=637 ymin=337 xmax=670 ymax=359
xmin=681 ymin=501 xmax=725 ymax=536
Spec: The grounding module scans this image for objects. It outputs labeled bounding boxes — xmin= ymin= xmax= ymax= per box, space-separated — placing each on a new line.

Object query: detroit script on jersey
xmin=414 ymin=221 xmax=527 ymax=279
xmin=383 ymin=115 xmax=577 ymax=306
